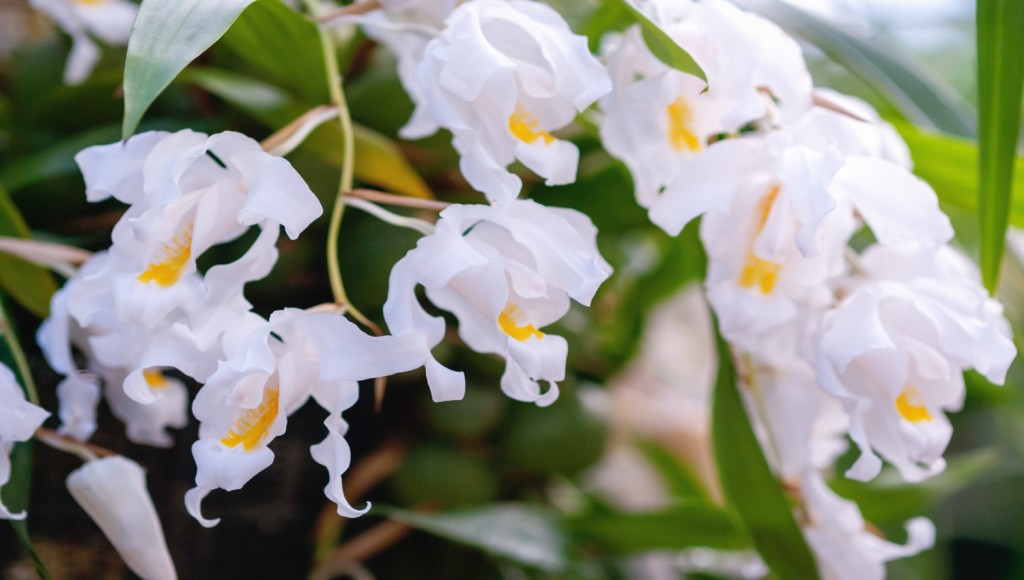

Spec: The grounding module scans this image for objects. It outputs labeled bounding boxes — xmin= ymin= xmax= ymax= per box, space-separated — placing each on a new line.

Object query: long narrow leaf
xmin=977 ymin=0 xmax=1024 ymax=293
xmin=711 ymin=326 xmax=820 ymax=579
xmin=0 ymin=183 xmax=58 ymax=317
xmin=734 ymin=0 xmax=976 ymax=138
xmin=122 ymin=0 xmax=259 ymax=138
xmin=612 ymin=0 xmax=707 ymax=82
xmin=569 ymin=501 xmax=750 ymax=554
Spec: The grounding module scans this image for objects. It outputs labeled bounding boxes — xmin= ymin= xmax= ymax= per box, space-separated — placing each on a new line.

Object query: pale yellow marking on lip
xmin=508 ymin=105 xmax=555 ymax=145
xmin=666 ymin=96 xmax=702 ymax=152
xmin=896 ymin=386 xmax=933 ymax=423
xmin=498 ymin=303 xmax=544 ymax=342
xmin=138 ymin=223 xmax=194 ymax=287
xmin=737 ymin=185 xmax=782 ymax=295
xmin=221 ymin=381 xmax=280 ymax=451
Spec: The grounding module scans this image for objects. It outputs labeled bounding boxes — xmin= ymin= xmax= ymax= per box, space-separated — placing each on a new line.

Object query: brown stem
xmin=319 ymin=0 xmax=382 ymax=24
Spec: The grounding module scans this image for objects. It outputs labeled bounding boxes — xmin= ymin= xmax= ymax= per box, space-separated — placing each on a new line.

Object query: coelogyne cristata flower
xmin=38 ymin=129 xmax=322 ymax=445
xmin=67 ymin=455 xmax=177 ymax=580
xmin=186 ymin=309 xmax=429 ymax=526
xmin=28 ymin=0 xmax=137 ymax=84
xmin=0 ymin=363 xmax=50 ymax=520
xmin=798 ymin=470 xmax=935 ymax=580
xmin=818 ymin=244 xmax=1016 ymax=482
xmin=347 ymin=0 xmax=461 ymax=139
xmin=409 ymin=0 xmax=611 ymax=204
xmin=384 ymin=200 xmax=611 ymax=406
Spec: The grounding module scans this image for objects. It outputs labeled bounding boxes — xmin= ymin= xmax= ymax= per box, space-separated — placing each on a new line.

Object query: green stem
xmin=304 ymin=0 xmax=376 ymax=332
xmin=0 ymin=296 xmax=39 ymax=406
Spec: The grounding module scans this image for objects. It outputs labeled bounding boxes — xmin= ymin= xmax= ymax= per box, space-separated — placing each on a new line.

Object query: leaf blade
xmin=711 ymin=328 xmax=820 ymax=580
xmin=122 ymin=0 xmax=258 ymax=138
xmin=977 ymin=0 xmax=1024 ymax=293
xmin=611 ymin=0 xmax=707 ymax=82
xmin=0 ymin=183 xmax=58 ymax=317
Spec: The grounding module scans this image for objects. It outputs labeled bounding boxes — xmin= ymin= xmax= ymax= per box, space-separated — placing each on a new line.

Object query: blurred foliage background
xmin=1 ymin=0 xmax=1023 ymax=578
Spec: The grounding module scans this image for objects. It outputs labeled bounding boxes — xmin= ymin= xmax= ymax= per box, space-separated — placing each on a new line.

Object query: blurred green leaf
xmin=977 ymin=0 xmax=1024 ymax=293
xmin=635 ymin=439 xmax=709 ymax=500
xmin=0 ymin=125 xmax=121 ymax=193
xmin=504 ymin=391 xmax=606 ymax=477
xmin=181 ymin=68 xmax=294 ymax=124
xmin=610 ymin=0 xmax=707 ymax=82
xmin=0 ymin=183 xmax=58 ymax=317
xmin=218 ymin=0 xmax=328 ymax=103
xmin=580 ymin=1 xmax=630 ymax=52
xmin=894 ymin=121 xmax=1024 ymax=227
xmin=711 ymin=331 xmax=820 ymax=580
xmin=427 ymin=386 xmax=505 ymax=439
xmin=122 ymin=0 xmax=258 ymax=138
xmin=383 ymin=504 xmax=568 ymax=572
xmin=735 ymin=0 xmax=976 ymax=137
xmin=391 ymin=444 xmax=498 ymax=508
xmin=569 ymin=501 xmax=750 ymax=554
xmin=830 ymin=449 xmax=999 ymax=526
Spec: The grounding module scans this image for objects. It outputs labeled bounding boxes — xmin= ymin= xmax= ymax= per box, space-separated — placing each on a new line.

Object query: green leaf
xmin=711 ymin=328 xmax=820 ymax=580
xmin=180 ymin=68 xmax=293 ymax=125
xmin=122 ymin=0 xmax=259 ymax=138
xmin=735 ymin=0 xmax=976 ymax=138
xmin=0 ymin=183 xmax=58 ymax=317
xmin=635 ymin=439 xmax=710 ymax=500
xmin=611 ymin=0 xmax=707 ymax=82
xmin=893 ymin=121 xmax=1024 ymax=227
xmin=0 ymin=125 xmax=122 ymax=193
xmin=830 ymin=449 xmax=998 ymax=526
xmin=218 ymin=0 xmax=328 ymax=103
xmin=569 ymin=501 xmax=750 ymax=555
xmin=977 ymin=0 xmax=1024 ymax=293
xmin=382 ymin=504 xmax=569 ymax=572
xmin=390 ymin=444 xmax=498 ymax=508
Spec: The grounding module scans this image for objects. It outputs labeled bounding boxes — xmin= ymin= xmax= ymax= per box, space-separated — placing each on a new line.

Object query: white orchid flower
xmin=632 ymin=0 xmax=812 ymax=127
xmin=67 ymin=455 xmax=178 ymax=580
xmin=28 ymin=0 xmax=136 ymax=85
xmin=410 ymin=0 xmax=611 ymax=204
xmin=0 ymin=363 xmax=50 ymax=520
xmin=350 ymin=0 xmax=460 ymax=139
xmin=186 ymin=309 xmax=428 ymax=526
xmin=383 ymin=200 xmax=612 ymax=406
xmin=817 ymin=244 xmax=1016 ymax=482
xmin=598 ymin=26 xmax=732 ymax=207
xmin=799 ymin=471 xmax=935 ymax=580
xmin=102 ymin=367 xmax=189 ymax=449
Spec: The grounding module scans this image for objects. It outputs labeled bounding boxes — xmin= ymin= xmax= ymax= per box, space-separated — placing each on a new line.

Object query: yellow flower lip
xmin=498 ymin=303 xmax=544 ymax=341
xmin=138 ymin=223 xmax=194 ymax=287
xmin=896 ymin=386 xmax=933 ymax=423
xmin=666 ymin=96 xmax=702 ymax=152
xmin=221 ymin=381 xmax=280 ymax=451
xmin=508 ymin=104 xmax=555 ymax=145
xmin=738 ymin=185 xmax=782 ymax=295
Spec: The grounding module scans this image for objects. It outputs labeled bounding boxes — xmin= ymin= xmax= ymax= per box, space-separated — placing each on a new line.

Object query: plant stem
xmin=0 ymin=296 xmax=39 ymax=406
xmin=304 ymin=0 xmax=376 ymax=332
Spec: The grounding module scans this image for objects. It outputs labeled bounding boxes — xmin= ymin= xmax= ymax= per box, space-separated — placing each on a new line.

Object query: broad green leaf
xmin=218 ymin=0 xmax=328 ymax=103
xmin=383 ymin=504 xmax=569 ymax=572
xmin=0 ymin=183 xmax=58 ymax=317
xmin=122 ymin=0 xmax=259 ymax=138
xmin=734 ymin=0 xmax=976 ymax=138
xmin=0 ymin=125 xmax=121 ymax=193
xmin=977 ymin=0 xmax=1024 ymax=293
xmin=569 ymin=501 xmax=749 ymax=554
xmin=185 ymin=68 xmax=434 ymax=199
xmin=893 ymin=122 xmax=1024 ymax=227
xmin=711 ymin=328 xmax=820 ymax=580
xmin=635 ymin=439 xmax=710 ymax=500
xmin=611 ymin=0 xmax=707 ymax=82
xmin=390 ymin=444 xmax=498 ymax=508
xmin=830 ymin=449 xmax=999 ymax=526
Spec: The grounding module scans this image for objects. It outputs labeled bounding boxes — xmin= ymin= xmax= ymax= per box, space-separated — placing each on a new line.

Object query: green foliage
xmin=711 ymin=334 xmax=820 ymax=580
xmin=0 ymin=183 xmax=57 ymax=317
xmin=635 ymin=439 xmax=710 ymax=500
xmin=123 ymin=0 xmax=259 ymax=137
xmin=977 ymin=0 xmax=1024 ymax=293
xmin=568 ymin=501 xmax=750 ymax=554
xmin=390 ymin=444 xmax=499 ymax=508
xmin=503 ymin=389 xmax=606 ymax=477
xmin=382 ymin=504 xmax=570 ymax=572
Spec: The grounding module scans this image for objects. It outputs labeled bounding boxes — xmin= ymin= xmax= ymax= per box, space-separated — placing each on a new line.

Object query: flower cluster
xmin=596 ymin=0 xmax=1015 ymax=576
